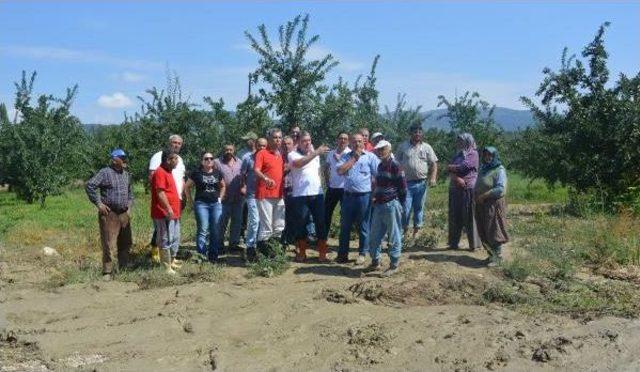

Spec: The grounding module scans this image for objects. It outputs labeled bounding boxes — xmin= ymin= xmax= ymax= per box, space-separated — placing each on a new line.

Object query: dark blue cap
xmin=110 ymin=149 xmax=127 ymax=159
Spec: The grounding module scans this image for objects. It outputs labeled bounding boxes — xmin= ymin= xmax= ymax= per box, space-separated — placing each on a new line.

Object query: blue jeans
xmin=338 ymin=192 xmax=371 ymax=256
xmin=245 ymin=197 xmax=259 ymax=249
xmin=153 ymin=218 xmax=181 ymax=258
xmin=221 ymin=198 xmax=245 ymax=247
xmin=292 ymin=194 xmax=326 ymax=241
xmin=370 ymin=199 xmax=403 ymax=266
xmin=194 ymin=200 xmax=222 ymax=260
xmin=403 ymin=180 xmax=428 ymax=229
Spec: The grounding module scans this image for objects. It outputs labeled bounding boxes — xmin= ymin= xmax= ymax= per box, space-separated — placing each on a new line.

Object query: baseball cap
xmin=374 ymin=140 xmax=392 ymax=150
xmin=110 ymin=149 xmax=127 ymax=159
xmin=241 ymin=132 xmax=258 ymax=141
xmin=371 ymin=132 xmax=383 ymax=141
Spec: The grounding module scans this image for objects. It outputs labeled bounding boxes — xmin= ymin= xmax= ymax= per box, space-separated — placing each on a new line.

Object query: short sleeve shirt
xmin=254 ymin=149 xmax=284 ymax=199
xmin=149 ymin=151 xmax=186 ymax=199
xmin=190 ymin=169 xmax=223 ymax=203
xmin=151 ymin=166 xmax=181 ymax=220
xmin=288 ymin=151 xmax=323 ymax=197
xmin=213 ymin=157 xmax=243 ymax=203
xmin=326 ymin=147 xmax=351 ymax=189
xmin=339 ymin=151 xmax=380 ymax=193
xmin=395 ymin=141 xmax=438 ymax=181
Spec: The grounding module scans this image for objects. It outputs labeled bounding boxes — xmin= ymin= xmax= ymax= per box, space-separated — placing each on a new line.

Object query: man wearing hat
xmin=367 ymin=140 xmax=407 ymax=276
xmin=86 ymin=149 xmax=133 ymax=280
xmin=238 ymin=131 xmax=258 ymax=160
xmin=370 ymin=132 xmax=384 ymax=147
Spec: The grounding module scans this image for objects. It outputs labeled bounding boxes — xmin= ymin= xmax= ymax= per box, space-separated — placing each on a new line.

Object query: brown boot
xmin=317 ymin=240 xmax=329 ymax=262
xmin=295 ymin=239 xmax=308 ymax=262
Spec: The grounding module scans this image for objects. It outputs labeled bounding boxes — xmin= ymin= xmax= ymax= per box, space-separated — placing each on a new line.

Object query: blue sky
xmin=1 ymin=1 xmax=638 ymax=124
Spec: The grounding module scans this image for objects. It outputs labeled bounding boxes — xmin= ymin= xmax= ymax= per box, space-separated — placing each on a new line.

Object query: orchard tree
xmin=518 ymin=22 xmax=640 ymax=205
xmin=382 ymin=93 xmax=423 ymax=145
xmin=0 ymin=71 xmax=89 ymax=206
xmin=353 ymin=55 xmax=382 ymax=131
xmin=245 ymin=14 xmax=338 ymax=132
xmin=437 ymin=91 xmax=504 ymax=150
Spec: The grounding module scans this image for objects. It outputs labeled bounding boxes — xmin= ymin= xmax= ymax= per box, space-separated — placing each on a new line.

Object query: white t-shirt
xmin=149 ymin=151 xmax=186 ymax=199
xmin=288 ymin=151 xmax=323 ymax=197
xmin=326 ymin=147 xmax=351 ymax=189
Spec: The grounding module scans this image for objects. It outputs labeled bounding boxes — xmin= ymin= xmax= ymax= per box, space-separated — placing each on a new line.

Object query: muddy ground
xmin=2 ymin=242 xmax=640 ymax=372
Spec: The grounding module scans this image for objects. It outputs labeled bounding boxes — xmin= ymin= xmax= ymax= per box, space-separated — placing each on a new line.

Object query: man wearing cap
xmin=396 ymin=124 xmax=439 ymax=238
xmin=336 ymin=133 xmax=380 ymax=265
xmin=238 ymin=131 xmax=257 ymax=160
xmin=86 ymin=149 xmax=133 ymax=280
xmin=367 ymin=140 xmax=407 ymax=276
xmin=370 ymin=132 xmax=384 ymax=147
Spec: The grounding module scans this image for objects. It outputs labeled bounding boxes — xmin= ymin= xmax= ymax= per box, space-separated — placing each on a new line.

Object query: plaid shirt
xmin=373 ymin=157 xmax=407 ymax=204
xmin=86 ymin=166 xmax=133 ymax=212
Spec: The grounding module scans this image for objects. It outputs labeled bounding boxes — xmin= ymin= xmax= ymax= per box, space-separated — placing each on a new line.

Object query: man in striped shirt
xmin=367 ymin=140 xmax=407 ymax=276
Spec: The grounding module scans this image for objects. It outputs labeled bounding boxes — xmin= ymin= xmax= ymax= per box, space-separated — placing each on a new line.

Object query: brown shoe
xmin=317 ymin=240 xmax=329 ymax=262
xmin=295 ymin=239 xmax=308 ymax=262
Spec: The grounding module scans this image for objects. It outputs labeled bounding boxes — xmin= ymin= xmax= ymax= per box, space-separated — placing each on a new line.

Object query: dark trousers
xmin=99 ymin=211 xmax=132 ymax=274
xmin=323 ymin=187 xmax=344 ymax=240
xmin=292 ymin=194 xmax=326 ymax=241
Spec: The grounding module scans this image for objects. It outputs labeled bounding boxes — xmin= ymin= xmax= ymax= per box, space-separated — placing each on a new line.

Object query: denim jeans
xmin=403 ymin=179 xmax=428 ymax=229
xmin=338 ymin=192 xmax=371 ymax=256
xmin=194 ymin=200 xmax=222 ymax=259
xmin=153 ymin=218 xmax=181 ymax=258
xmin=292 ymin=194 xmax=326 ymax=241
xmin=323 ymin=187 xmax=343 ymax=240
xmin=245 ymin=197 xmax=259 ymax=249
xmin=370 ymin=199 xmax=403 ymax=266
xmin=221 ymin=198 xmax=245 ymax=247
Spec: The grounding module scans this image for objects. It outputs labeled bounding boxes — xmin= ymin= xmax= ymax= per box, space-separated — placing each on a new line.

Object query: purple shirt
xmin=450 ymin=150 xmax=479 ymax=189
xmin=214 ymin=156 xmax=243 ymax=202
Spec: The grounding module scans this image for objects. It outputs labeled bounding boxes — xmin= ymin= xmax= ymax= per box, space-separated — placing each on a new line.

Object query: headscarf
xmin=457 ymin=133 xmax=476 ymax=155
xmin=480 ymin=146 xmax=502 ymax=174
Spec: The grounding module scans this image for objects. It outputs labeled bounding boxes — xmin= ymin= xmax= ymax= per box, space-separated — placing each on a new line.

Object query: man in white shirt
xmin=148 ymin=134 xmax=186 ymax=262
xmin=288 ymin=131 xmax=329 ymax=262
xmin=323 ymin=132 xmax=350 ymax=242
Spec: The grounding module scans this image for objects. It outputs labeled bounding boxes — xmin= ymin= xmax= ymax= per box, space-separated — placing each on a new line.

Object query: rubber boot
xmin=317 ymin=240 xmax=329 ymax=262
xmin=150 ymin=246 xmax=160 ymax=264
xmin=160 ymin=249 xmax=176 ymax=275
xmin=295 ymin=239 xmax=308 ymax=262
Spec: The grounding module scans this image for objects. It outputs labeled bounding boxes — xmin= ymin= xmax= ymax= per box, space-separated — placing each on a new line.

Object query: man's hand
xmin=429 ymin=179 xmax=437 ymax=187
xmin=240 ymin=185 xmax=247 ymax=196
xmin=166 ymin=207 xmax=175 ymax=220
xmin=97 ymin=203 xmax=111 ymax=216
xmin=264 ymin=177 xmax=276 ymax=188
xmin=315 ymin=145 xmax=329 ymax=156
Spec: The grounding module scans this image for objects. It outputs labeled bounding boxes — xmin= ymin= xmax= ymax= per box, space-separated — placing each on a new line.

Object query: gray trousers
xmin=153 ymin=218 xmax=181 ymax=257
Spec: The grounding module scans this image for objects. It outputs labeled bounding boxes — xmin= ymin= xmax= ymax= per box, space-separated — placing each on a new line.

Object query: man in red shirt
xmin=359 ymin=128 xmax=375 ymax=152
xmin=151 ymin=149 xmax=182 ymax=274
xmin=254 ymin=128 xmax=285 ymax=254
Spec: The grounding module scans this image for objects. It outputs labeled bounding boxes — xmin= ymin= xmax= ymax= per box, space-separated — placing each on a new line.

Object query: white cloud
xmin=97 ymin=92 xmax=133 ymax=109
xmin=0 ymin=45 xmax=162 ymax=70
xmin=112 ymin=71 xmax=147 ymax=83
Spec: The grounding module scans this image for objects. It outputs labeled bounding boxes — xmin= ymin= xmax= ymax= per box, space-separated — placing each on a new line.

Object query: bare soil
xmin=2 ymin=242 xmax=640 ymax=371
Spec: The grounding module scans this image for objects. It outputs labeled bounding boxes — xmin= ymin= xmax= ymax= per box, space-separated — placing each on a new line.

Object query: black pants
xmin=322 ymin=187 xmax=344 ymax=240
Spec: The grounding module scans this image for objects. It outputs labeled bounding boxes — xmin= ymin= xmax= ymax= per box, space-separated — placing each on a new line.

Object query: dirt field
xmin=2 ymin=239 xmax=640 ymax=372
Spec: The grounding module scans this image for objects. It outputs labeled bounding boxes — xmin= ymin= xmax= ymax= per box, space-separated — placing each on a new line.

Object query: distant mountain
xmin=420 ymin=107 xmax=534 ymax=132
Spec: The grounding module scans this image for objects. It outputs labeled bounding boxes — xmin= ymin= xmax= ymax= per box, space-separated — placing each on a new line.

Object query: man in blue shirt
xmin=335 ymin=133 xmax=380 ymax=264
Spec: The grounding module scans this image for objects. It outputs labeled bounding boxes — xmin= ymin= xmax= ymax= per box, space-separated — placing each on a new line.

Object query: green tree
xmin=0 ymin=71 xmax=89 ymax=206
xmin=437 ymin=91 xmax=503 ymax=150
xmin=382 ymin=93 xmax=423 ymax=145
xmin=312 ymin=78 xmax=355 ymax=144
xmin=353 ymin=55 xmax=382 ymax=131
xmin=245 ymin=14 xmax=338 ymax=132
xmin=518 ymin=22 xmax=640 ymax=207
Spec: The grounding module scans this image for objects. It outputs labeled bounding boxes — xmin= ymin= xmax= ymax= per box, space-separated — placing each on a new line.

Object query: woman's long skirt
xmin=448 ymin=187 xmax=481 ymax=249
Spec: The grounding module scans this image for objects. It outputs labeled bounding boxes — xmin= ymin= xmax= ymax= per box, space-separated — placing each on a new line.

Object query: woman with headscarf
xmin=475 ymin=146 xmax=509 ymax=266
xmin=447 ymin=133 xmax=481 ymax=250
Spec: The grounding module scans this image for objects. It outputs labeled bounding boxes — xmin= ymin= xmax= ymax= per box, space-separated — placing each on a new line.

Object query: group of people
xmin=85 ymin=125 xmax=509 ymax=280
